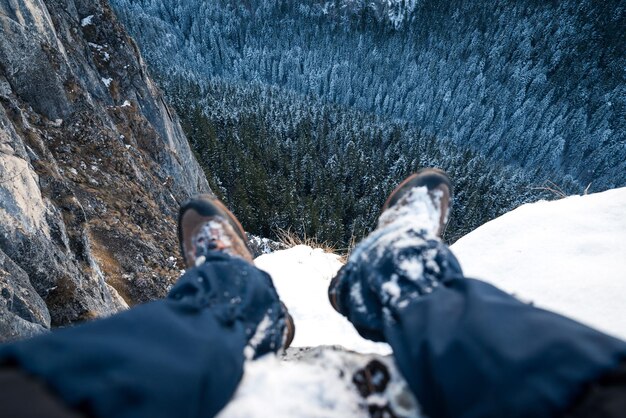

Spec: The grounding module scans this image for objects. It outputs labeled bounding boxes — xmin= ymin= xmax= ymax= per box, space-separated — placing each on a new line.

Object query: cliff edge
xmin=0 ymin=0 xmax=210 ymax=340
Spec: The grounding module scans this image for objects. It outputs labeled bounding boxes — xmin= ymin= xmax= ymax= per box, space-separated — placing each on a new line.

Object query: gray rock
xmin=0 ymin=248 xmax=49 ymax=341
xmin=0 ymin=0 xmax=210 ymax=339
xmin=247 ymin=233 xmax=289 ymax=258
xmin=277 ymin=346 xmax=420 ymax=418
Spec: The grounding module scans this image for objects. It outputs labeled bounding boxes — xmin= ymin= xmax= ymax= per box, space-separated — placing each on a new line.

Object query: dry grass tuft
xmin=531 ymin=180 xmax=568 ymax=199
xmin=275 ymin=227 xmax=354 ymax=263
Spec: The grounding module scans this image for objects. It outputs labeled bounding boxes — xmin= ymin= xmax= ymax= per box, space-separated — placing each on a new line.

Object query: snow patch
xmin=80 ymin=15 xmax=94 ymax=27
xmin=382 ymin=279 xmax=401 ymax=303
xmin=219 ymin=347 xmax=421 ymax=418
xmin=256 ymin=245 xmax=390 ymax=354
xmin=350 ymin=281 xmax=367 ymax=314
xmin=218 ymin=352 xmax=365 ymax=418
xmin=452 ymin=187 xmax=626 ymax=340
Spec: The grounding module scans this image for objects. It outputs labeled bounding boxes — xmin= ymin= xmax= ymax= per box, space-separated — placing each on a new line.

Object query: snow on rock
xmin=255 ymin=245 xmax=390 ymax=354
xmin=219 ymin=347 xmax=420 ymax=418
xmin=219 ymin=350 xmax=364 ymax=418
xmin=247 ymin=233 xmax=287 ymax=257
xmin=451 ymin=187 xmax=626 ymax=340
xmin=80 ymin=15 xmax=94 ymax=27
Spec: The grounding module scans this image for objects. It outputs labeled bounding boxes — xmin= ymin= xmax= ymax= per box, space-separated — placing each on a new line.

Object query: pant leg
xmin=564 ymin=361 xmax=626 ymax=418
xmin=0 ymin=252 xmax=286 ymax=418
xmin=333 ymin=229 xmax=626 ymax=418
xmin=385 ymin=278 xmax=626 ymax=418
xmin=0 ymin=368 xmax=86 ymax=418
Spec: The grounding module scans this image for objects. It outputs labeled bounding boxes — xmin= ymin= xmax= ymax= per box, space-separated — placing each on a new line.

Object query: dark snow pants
xmin=331 ymin=230 xmax=626 ymax=418
xmin=2 ymin=242 xmax=626 ymax=418
xmin=0 ymin=251 xmax=286 ymax=418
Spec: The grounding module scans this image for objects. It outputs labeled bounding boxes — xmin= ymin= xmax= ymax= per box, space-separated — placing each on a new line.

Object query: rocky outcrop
xmin=247 ymin=234 xmax=288 ymax=258
xmin=0 ymin=0 xmax=210 ymax=340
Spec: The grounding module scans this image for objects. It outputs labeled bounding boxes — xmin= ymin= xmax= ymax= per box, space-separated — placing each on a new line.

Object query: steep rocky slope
xmin=0 ymin=0 xmax=210 ymax=340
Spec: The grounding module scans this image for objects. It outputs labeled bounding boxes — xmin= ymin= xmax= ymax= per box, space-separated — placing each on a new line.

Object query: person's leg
xmin=0 ymin=196 xmax=292 ymax=418
xmin=329 ymin=169 xmax=626 ymax=418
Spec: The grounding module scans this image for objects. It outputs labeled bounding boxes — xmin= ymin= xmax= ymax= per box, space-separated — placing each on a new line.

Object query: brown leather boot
xmin=177 ymin=195 xmax=295 ymax=348
xmin=178 ymin=195 xmax=253 ymax=267
xmin=329 ymin=168 xmax=453 ymax=312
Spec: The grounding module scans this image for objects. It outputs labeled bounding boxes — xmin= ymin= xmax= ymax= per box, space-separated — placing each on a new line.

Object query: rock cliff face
xmin=0 ymin=0 xmax=210 ymax=340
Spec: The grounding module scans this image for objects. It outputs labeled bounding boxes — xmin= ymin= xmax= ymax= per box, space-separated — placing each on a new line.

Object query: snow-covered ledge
xmin=221 ymin=188 xmax=626 ymax=417
xmin=452 ymin=187 xmax=626 ymax=340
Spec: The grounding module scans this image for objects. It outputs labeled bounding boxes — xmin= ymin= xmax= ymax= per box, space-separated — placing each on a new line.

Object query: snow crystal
xmin=80 ymin=15 xmax=94 ymax=27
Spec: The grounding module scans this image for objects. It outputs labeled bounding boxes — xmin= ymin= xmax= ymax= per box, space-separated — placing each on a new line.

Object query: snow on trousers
xmin=0 ymin=251 xmax=286 ymax=418
xmin=332 ymin=230 xmax=626 ymax=418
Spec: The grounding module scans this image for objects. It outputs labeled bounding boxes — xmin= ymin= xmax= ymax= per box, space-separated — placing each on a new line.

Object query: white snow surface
xmin=219 ymin=351 xmax=365 ymax=418
xmin=255 ymin=245 xmax=391 ymax=355
xmin=220 ymin=187 xmax=625 ymax=418
xmin=451 ymin=187 xmax=626 ymax=340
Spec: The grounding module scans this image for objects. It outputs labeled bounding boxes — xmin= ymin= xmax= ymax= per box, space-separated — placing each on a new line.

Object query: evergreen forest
xmin=109 ymin=0 xmax=625 ymax=247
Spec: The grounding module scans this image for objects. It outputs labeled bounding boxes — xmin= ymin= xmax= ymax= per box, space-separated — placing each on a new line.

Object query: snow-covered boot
xmin=178 ymin=195 xmax=295 ymax=348
xmin=380 ymin=167 xmax=452 ymax=237
xmin=328 ymin=167 xmax=461 ymax=335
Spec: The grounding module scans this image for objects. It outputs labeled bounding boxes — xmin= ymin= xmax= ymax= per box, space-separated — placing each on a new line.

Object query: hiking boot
xmin=178 ymin=195 xmax=253 ymax=267
xmin=328 ymin=168 xmax=453 ymax=312
xmin=380 ymin=167 xmax=452 ymax=237
xmin=177 ymin=195 xmax=296 ymax=349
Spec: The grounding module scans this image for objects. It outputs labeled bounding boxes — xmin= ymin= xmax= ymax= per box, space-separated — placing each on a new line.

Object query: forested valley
xmin=110 ymin=0 xmax=624 ymax=247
